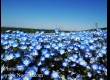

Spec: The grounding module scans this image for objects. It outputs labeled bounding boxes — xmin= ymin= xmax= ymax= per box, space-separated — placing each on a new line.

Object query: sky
xmin=1 ymin=0 xmax=107 ymax=31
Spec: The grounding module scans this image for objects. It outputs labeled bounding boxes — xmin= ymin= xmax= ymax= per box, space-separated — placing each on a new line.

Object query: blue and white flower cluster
xmin=1 ymin=28 xmax=107 ymax=80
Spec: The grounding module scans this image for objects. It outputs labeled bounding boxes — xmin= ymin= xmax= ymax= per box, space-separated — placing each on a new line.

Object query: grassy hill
xmin=1 ymin=27 xmax=107 ymax=34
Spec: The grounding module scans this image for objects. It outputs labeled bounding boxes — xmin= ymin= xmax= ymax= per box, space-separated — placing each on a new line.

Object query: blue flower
xmin=40 ymin=56 xmax=45 ymax=61
xmin=71 ymin=62 xmax=76 ymax=67
xmin=74 ymin=46 xmax=78 ymax=51
xmin=22 ymin=57 xmax=31 ymax=66
xmin=62 ymin=61 xmax=68 ymax=67
xmin=31 ymin=66 xmax=38 ymax=72
xmin=8 ymin=72 xmax=15 ymax=80
xmin=51 ymin=71 xmax=59 ymax=79
xmin=14 ymin=51 xmax=21 ymax=58
xmin=1 ymin=54 xmax=4 ymax=60
xmin=98 ymin=65 xmax=103 ymax=70
xmin=19 ymin=44 xmax=27 ymax=50
xmin=43 ymin=69 xmax=50 ymax=76
xmin=21 ymin=75 xmax=32 ymax=80
xmin=4 ymin=53 xmax=14 ymax=61
xmin=41 ymin=49 xmax=48 ymax=55
xmin=87 ymin=72 xmax=92 ymax=78
xmin=3 ymin=44 xmax=10 ymax=49
xmin=40 ymin=67 xmax=46 ymax=72
xmin=1 ymin=39 xmax=8 ymax=45
xmin=35 ymin=44 xmax=42 ymax=50
xmin=99 ymin=78 xmax=104 ymax=80
xmin=25 ymin=67 xmax=37 ymax=78
xmin=100 ymin=49 xmax=106 ymax=54
xmin=59 ymin=49 xmax=65 ymax=55
xmin=51 ymin=43 xmax=56 ymax=48
xmin=98 ymin=52 xmax=103 ymax=57
xmin=44 ymin=53 xmax=50 ymax=58
xmin=15 ymin=64 xmax=25 ymax=71
xmin=1 ymin=74 xmax=4 ymax=80
xmin=91 ymin=64 xmax=98 ymax=70
xmin=12 ymin=41 xmax=18 ymax=47
xmin=80 ymin=44 xmax=86 ymax=50
xmin=36 ymin=61 xmax=42 ymax=66
xmin=73 ymin=54 xmax=78 ymax=59
xmin=30 ymin=49 xmax=38 ymax=56
xmin=79 ymin=60 xmax=87 ymax=67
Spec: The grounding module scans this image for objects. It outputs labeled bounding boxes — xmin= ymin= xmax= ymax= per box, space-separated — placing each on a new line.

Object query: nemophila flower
xmin=78 ymin=56 xmax=83 ymax=62
xmin=89 ymin=45 xmax=95 ymax=50
xmin=41 ymin=49 xmax=48 ymax=55
xmin=89 ymin=39 xmax=94 ymax=43
xmin=1 ymin=64 xmax=5 ymax=73
xmin=40 ymin=56 xmax=45 ymax=61
xmin=21 ymin=75 xmax=32 ymax=80
xmin=99 ymin=78 xmax=104 ymax=80
xmin=51 ymin=71 xmax=59 ymax=79
xmin=4 ymin=53 xmax=14 ymax=61
xmin=68 ymin=44 xmax=74 ymax=50
xmin=43 ymin=69 xmax=50 ymax=76
xmin=30 ymin=50 xmax=38 ymax=56
xmin=22 ymin=57 xmax=31 ymax=66
xmin=67 ymin=47 xmax=72 ymax=52
xmin=84 ymin=54 xmax=89 ymax=58
xmin=51 ymin=42 xmax=57 ymax=48
xmin=3 ymin=44 xmax=10 ymax=49
xmin=71 ymin=62 xmax=76 ymax=67
xmin=8 ymin=72 xmax=15 ymax=80
xmin=36 ymin=61 xmax=42 ymax=66
xmin=68 ymin=55 xmax=74 ymax=61
xmin=1 ymin=74 xmax=4 ymax=80
xmin=73 ymin=54 xmax=78 ymax=59
xmin=59 ymin=49 xmax=65 ymax=55
xmin=97 ymin=52 xmax=103 ymax=57
xmin=87 ymin=72 xmax=92 ymax=78
xmin=44 ymin=53 xmax=50 ymax=58
xmin=74 ymin=46 xmax=78 ymax=51
xmin=100 ymin=49 xmax=106 ymax=54
xmin=15 ymin=64 xmax=25 ymax=71
xmin=91 ymin=64 xmax=98 ymax=70
xmin=25 ymin=67 xmax=37 ymax=77
xmin=79 ymin=60 xmax=87 ymax=67
xmin=21 ymin=36 xmax=27 ymax=41
xmin=44 ymin=44 xmax=50 ymax=49
xmin=40 ymin=67 xmax=46 ymax=72
xmin=20 ymin=44 xmax=27 ymax=50
xmin=98 ymin=65 xmax=103 ymax=71
xmin=97 ymin=70 xmax=101 ymax=74
xmin=103 ymin=66 xmax=107 ymax=72
xmin=58 ymin=42 xmax=63 ymax=48
xmin=29 ymin=46 xmax=34 ymax=50
xmin=62 ymin=61 xmax=68 ymax=67
xmin=90 ymin=57 xmax=96 ymax=64
xmin=14 ymin=51 xmax=21 ymax=58
xmin=54 ymin=46 xmax=59 ymax=50
xmin=1 ymin=53 xmax=4 ymax=60
xmin=80 ymin=44 xmax=86 ymax=50
xmin=35 ymin=44 xmax=42 ymax=50
xmin=57 ymin=36 xmax=62 ymax=41
xmin=1 ymin=39 xmax=8 ymax=45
